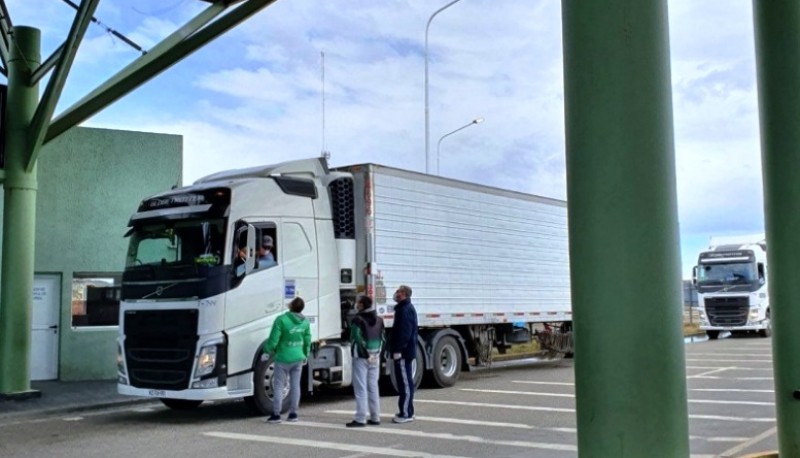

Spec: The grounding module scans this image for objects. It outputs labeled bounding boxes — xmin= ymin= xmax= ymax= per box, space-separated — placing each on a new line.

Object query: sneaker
xmin=367 ymin=419 xmax=381 ymax=426
xmin=286 ymin=413 xmax=298 ymax=422
xmin=266 ymin=414 xmax=282 ymax=424
xmin=346 ymin=420 xmax=366 ymax=428
xmin=392 ymin=415 xmax=414 ymax=424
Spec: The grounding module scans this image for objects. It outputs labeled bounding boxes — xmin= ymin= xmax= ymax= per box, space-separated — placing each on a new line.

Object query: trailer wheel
xmin=387 ymin=341 xmax=424 ymax=394
xmin=248 ymin=354 xmax=290 ymax=415
xmin=430 ymin=336 xmax=461 ymax=388
xmin=160 ymin=398 xmax=203 ymax=410
xmin=706 ymin=330 xmax=720 ymax=340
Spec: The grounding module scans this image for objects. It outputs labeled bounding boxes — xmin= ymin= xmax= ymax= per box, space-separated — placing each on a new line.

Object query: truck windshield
xmin=697 ymin=262 xmax=757 ymax=286
xmin=126 ymin=219 xmax=225 ymax=268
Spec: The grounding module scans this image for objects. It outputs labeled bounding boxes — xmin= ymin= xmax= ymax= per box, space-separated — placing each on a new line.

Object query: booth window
xmin=72 ymin=273 xmax=122 ymax=327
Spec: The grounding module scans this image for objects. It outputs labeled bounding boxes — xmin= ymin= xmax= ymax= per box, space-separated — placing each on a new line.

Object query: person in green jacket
xmin=263 ymin=297 xmax=311 ymax=424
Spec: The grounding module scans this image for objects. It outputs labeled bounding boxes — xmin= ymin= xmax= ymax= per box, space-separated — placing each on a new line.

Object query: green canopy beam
xmin=26 ymin=0 xmax=99 ymax=172
xmin=44 ymin=0 xmax=277 ymax=145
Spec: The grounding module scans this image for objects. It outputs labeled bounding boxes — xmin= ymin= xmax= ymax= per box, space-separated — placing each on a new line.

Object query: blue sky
xmin=7 ymin=0 xmax=764 ymax=278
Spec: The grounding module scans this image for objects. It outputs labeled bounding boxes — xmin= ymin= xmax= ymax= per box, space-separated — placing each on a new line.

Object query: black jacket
xmin=350 ymin=307 xmax=385 ymax=358
xmin=388 ymin=298 xmax=418 ymax=359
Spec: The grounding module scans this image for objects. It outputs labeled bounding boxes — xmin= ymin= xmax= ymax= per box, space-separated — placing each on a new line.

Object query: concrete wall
xmin=6 ymin=127 xmax=182 ymax=381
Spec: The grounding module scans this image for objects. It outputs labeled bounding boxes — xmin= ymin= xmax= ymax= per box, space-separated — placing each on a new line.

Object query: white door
xmin=31 ymin=274 xmax=60 ymax=381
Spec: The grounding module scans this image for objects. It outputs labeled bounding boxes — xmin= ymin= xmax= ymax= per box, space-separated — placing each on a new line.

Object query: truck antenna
xmin=321 ymin=51 xmax=331 ymax=162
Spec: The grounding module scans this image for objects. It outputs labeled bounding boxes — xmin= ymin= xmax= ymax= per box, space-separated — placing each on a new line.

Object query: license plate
xmin=148 ymin=389 xmax=166 ymax=397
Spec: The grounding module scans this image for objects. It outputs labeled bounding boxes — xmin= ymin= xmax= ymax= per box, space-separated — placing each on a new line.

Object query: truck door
xmin=281 ymin=219 xmax=319 ymax=341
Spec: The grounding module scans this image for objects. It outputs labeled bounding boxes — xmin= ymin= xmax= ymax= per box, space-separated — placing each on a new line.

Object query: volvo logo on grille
xmin=156 ymin=286 xmax=164 ymax=296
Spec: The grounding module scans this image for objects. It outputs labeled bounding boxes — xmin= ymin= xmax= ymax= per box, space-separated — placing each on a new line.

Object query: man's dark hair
xmin=358 ymin=296 xmax=373 ymax=309
xmin=289 ymin=297 xmax=305 ymax=313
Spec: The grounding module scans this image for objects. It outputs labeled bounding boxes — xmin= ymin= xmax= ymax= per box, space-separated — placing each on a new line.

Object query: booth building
xmin=0 ymin=126 xmax=182 ymax=381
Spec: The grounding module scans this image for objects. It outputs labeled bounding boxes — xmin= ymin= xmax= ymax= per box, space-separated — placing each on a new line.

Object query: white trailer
xmin=692 ymin=234 xmax=770 ymax=339
xmin=116 ymin=158 xmax=572 ymax=413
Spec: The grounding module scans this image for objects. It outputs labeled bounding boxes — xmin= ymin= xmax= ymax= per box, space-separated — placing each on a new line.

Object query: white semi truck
xmin=116 ymin=158 xmax=572 ymax=413
xmin=692 ymin=234 xmax=770 ymax=340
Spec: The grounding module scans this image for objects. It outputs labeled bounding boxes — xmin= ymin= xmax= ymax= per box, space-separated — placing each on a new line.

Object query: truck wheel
xmin=706 ymin=330 xmax=720 ymax=340
xmin=387 ymin=342 xmax=424 ymax=394
xmin=160 ymin=398 xmax=203 ymax=410
xmin=248 ymin=355 xmax=290 ymax=415
xmin=759 ymin=311 xmax=772 ymax=338
xmin=430 ymin=336 xmax=461 ymax=388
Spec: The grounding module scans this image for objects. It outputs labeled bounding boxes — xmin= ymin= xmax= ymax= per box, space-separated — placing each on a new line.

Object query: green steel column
xmin=561 ymin=1 xmax=689 ymax=456
xmin=753 ymin=2 xmax=800 ymax=455
xmin=0 ymin=26 xmax=40 ymax=396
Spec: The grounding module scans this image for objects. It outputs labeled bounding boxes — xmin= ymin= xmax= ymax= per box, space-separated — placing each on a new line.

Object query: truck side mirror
xmin=692 ymin=266 xmax=698 ymax=286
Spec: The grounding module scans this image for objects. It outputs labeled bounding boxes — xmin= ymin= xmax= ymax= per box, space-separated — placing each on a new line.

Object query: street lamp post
xmin=437 ymin=117 xmax=484 ymax=175
xmin=425 ymin=0 xmax=466 ymax=174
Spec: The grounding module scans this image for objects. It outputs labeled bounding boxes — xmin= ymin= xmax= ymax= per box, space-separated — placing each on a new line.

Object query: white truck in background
xmin=693 ymin=234 xmax=770 ymax=339
xmin=116 ymin=157 xmax=573 ymax=413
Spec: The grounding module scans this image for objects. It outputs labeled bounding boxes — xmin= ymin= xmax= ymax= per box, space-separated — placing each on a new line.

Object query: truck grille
xmin=123 ymin=309 xmax=198 ymax=390
xmin=329 ymin=178 xmax=355 ymax=239
xmin=705 ymin=296 xmax=749 ymax=327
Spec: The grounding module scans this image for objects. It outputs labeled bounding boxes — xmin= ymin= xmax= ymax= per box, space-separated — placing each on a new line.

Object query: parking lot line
xmin=325 ymin=410 xmax=577 ymax=433
xmin=686 ymin=358 xmax=773 ymax=363
xmin=283 ymin=421 xmax=579 ymax=453
xmin=460 ymin=389 xmax=574 ymax=398
xmin=416 ymin=399 xmax=574 ymax=413
xmin=203 ymin=431 xmax=471 ymax=458
xmin=718 ymin=426 xmax=778 ymax=458
xmin=691 ymin=388 xmax=774 ymax=393
xmin=511 ymin=381 xmax=574 ymax=386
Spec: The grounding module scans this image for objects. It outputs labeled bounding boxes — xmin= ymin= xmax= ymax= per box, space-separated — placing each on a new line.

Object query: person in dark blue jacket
xmin=388 ymin=284 xmax=418 ymax=423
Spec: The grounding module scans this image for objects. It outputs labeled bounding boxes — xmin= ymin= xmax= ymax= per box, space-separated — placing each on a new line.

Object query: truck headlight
xmin=750 ymin=309 xmax=760 ymax=320
xmin=196 ymin=345 xmax=218 ymax=377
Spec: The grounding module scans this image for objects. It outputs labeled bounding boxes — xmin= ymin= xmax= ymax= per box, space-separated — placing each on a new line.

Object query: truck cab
xmin=117 ymin=158 xmax=352 ymax=413
xmin=693 ymin=234 xmax=770 ymax=339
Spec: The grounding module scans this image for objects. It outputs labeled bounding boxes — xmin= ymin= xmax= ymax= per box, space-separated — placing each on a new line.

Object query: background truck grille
xmin=123 ymin=309 xmax=199 ymax=390
xmin=705 ymin=296 xmax=749 ymax=327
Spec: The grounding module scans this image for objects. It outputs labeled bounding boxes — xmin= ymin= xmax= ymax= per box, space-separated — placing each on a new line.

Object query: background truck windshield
xmin=697 ymin=262 xmax=757 ymax=285
xmin=126 ymin=220 xmax=225 ymax=268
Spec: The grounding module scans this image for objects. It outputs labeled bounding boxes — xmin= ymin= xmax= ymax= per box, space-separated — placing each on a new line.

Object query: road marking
xmin=689 ymin=399 xmax=774 ymax=406
xmin=416 ymin=399 xmax=574 ymax=413
xmin=691 ymin=376 xmax=773 ymax=381
xmin=686 ymin=358 xmax=773 ymax=363
xmin=691 ymin=388 xmax=774 ymax=394
xmin=283 ymin=421 xmax=578 ymax=452
xmin=461 ymin=388 xmax=574 ymax=398
xmin=203 ymin=431 xmax=470 ymax=458
xmin=688 ymin=367 xmax=733 ymax=378
xmin=511 ymin=380 xmax=574 ymax=386
xmin=462 ymin=388 xmax=774 ymax=407
xmin=325 ymin=410 xmax=577 ymax=433
xmin=718 ymin=426 xmax=778 ymax=457
xmin=419 ymin=399 xmax=775 ymax=423
xmin=690 ymin=414 xmax=774 ymax=423
xmin=686 ymin=353 xmax=771 ymax=357
xmin=690 ymin=436 xmax=749 ymax=443
xmin=687 ymin=366 xmax=772 ymax=372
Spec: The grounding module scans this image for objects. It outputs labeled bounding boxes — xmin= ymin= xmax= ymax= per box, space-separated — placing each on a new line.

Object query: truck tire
xmin=160 ymin=398 xmax=203 ymax=410
xmin=387 ymin=341 xmax=424 ymax=394
xmin=430 ymin=335 xmax=461 ymax=388
xmin=706 ymin=330 xmax=720 ymax=340
xmin=247 ymin=355 xmax=290 ymax=415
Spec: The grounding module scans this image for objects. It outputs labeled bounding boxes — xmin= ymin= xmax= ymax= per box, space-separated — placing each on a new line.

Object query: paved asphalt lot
xmin=0 ymin=335 xmax=777 ymax=457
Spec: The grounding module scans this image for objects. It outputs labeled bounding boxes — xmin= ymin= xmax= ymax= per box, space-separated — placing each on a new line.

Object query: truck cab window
xmin=254 ymin=224 xmax=278 ymax=271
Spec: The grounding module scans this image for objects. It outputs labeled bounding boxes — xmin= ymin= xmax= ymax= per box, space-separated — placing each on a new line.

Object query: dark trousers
xmin=394 ymin=357 xmax=415 ymax=418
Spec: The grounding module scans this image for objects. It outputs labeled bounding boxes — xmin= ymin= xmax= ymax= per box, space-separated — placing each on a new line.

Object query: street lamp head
xmin=473 ymin=117 xmax=485 ymax=124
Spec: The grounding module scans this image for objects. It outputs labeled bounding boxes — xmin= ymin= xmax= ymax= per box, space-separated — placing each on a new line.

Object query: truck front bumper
xmin=118 ymin=384 xmax=239 ymax=401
